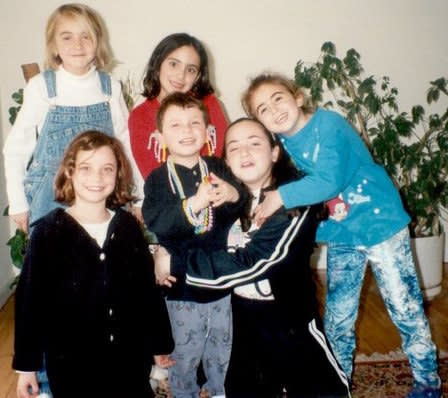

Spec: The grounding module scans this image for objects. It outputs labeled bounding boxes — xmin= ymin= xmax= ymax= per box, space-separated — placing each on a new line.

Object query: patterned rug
xmin=153 ymin=351 xmax=448 ymax=397
xmin=352 ymin=351 xmax=448 ymax=397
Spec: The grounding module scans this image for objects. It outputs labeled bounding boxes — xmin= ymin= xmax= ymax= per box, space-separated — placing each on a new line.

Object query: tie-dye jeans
xmin=324 ymin=227 xmax=440 ymax=388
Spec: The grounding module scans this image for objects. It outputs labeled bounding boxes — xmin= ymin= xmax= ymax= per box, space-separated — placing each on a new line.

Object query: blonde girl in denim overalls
xmin=3 ymin=4 xmax=142 ymax=397
xmin=4 ymin=3 xmax=142 ymax=234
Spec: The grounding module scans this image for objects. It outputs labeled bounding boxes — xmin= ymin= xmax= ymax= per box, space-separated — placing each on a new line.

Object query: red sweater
xmin=128 ymin=94 xmax=228 ymax=179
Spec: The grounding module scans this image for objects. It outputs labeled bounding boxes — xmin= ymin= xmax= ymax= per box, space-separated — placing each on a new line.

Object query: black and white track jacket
xmin=171 ymin=204 xmax=322 ymax=328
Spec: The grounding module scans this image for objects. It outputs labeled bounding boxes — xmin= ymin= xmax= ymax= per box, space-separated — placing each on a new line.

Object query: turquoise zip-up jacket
xmin=278 ymin=108 xmax=410 ymax=247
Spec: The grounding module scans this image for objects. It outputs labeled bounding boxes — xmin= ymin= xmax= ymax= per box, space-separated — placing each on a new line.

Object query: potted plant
xmin=296 ymin=42 xmax=448 ymax=299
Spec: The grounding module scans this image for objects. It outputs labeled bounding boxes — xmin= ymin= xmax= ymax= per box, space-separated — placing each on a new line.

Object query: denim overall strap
xmin=98 ymin=71 xmax=112 ymax=96
xmin=44 ymin=69 xmax=111 ymax=97
xmin=24 ymin=70 xmax=114 ymax=225
xmin=43 ymin=69 xmax=57 ymax=98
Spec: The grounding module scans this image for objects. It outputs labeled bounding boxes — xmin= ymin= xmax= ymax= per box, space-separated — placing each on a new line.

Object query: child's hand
xmin=17 ymin=372 xmax=39 ymax=398
xmin=11 ymin=211 xmax=29 ymax=235
xmin=208 ymin=172 xmax=239 ymax=208
xmin=153 ymin=246 xmax=171 ymax=284
xmin=189 ymin=181 xmax=212 ymax=212
xmin=254 ymin=190 xmax=283 ymax=225
xmin=154 ymin=354 xmax=176 ymax=368
xmin=153 ymin=246 xmax=177 ymax=287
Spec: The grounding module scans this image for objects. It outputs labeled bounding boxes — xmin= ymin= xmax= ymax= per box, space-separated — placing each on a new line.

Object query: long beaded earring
xmin=206 ymin=125 xmax=217 ymax=156
xmin=162 ymin=144 xmax=167 ymax=163
xmin=148 ymin=131 xmax=162 ymax=162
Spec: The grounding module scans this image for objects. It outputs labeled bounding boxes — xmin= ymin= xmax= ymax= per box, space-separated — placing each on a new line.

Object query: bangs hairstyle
xmin=156 ymin=92 xmax=210 ymax=131
xmin=223 ymin=117 xmax=298 ymax=186
xmin=241 ymin=73 xmax=315 ymax=118
xmin=54 ymin=130 xmax=135 ymax=208
xmin=223 ymin=117 xmax=276 ymax=158
xmin=223 ymin=117 xmax=302 ymax=231
xmin=142 ymin=32 xmax=214 ymax=100
xmin=45 ymin=3 xmax=112 ymax=70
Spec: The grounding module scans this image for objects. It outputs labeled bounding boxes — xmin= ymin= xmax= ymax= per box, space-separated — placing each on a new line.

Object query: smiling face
xmin=157 ymin=45 xmax=201 ymax=101
xmin=225 ymin=120 xmax=279 ymax=191
xmin=54 ymin=15 xmax=97 ymax=75
xmin=249 ymin=83 xmax=307 ymax=136
xmin=160 ymin=104 xmax=207 ymax=167
xmin=71 ymin=145 xmax=117 ymax=207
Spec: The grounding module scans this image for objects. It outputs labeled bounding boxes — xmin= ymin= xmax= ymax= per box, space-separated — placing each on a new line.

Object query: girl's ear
xmin=295 ymin=93 xmax=304 ymax=108
xmin=272 ymin=145 xmax=280 ymax=163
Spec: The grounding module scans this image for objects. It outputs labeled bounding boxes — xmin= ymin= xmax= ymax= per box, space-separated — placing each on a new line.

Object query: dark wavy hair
xmin=54 ymin=131 xmax=135 ymax=208
xmin=223 ymin=118 xmax=301 ymax=186
xmin=142 ymin=33 xmax=214 ymax=100
xmin=223 ymin=118 xmax=305 ymax=231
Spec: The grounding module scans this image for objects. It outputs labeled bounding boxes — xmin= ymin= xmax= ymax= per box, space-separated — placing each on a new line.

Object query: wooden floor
xmin=0 ymin=294 xmax=17 ymax=398
xmin=0 ymin=268 xmax=447 ymax=397
xmin=314 ymin=267 xmax=448 ymax=356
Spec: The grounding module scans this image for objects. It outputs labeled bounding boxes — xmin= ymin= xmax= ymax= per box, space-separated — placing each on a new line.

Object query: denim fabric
xmin=24 ymin=70 xmax=114 ymax=225
xmin=325 ymin=228 xmax=440 ymax=388
xmin=166 ymin=296 xmax=232 ymax=398
xmin=36 ymin=366 xmax=52 ymax=396
xmin=25 ymin=70 xmax=113 ymax=396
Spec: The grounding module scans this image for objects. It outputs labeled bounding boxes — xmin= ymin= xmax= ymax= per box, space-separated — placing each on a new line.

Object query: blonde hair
xmin=241 ymin=73 xmax=315 ymax=118
xmin=44 ymin=3 xmax=112 ymax=70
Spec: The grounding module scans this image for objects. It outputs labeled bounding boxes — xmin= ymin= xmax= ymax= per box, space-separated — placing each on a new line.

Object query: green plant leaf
xmin=365 ymin=93 xmax=380 ymax=114
xmin=358 ymin=76 xmax=376 ymax=96
xmin=12 ymin=89 xmax=24 ymax=105
xmin=9 ymin=107 xmax=20 ymax=125
xmin=429 ymin=114 xmax=442 ymax=129
xmin=411 ymin=105 xmax=425 ymax=123
xmin=429 ymin=77 xmax=448 ymax=96
xmin=6 ymin=229 xmax=28 ymax=269
xmin=343 ymin=49 xmax=362 ymax=77
xmin=295 ymin=42 xmax=448 ymax=236
xmin=10 ymin=275 xmax=20 ymax=290
xmin=321 ymin=41 xmax=336 ymax=55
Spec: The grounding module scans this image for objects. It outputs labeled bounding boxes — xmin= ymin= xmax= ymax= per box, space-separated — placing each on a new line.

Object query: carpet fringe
xmin=355 ymin=348 xmax=448 ymax=363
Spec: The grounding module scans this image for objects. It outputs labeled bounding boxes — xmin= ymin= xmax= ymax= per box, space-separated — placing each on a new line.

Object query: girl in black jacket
xmin=14 ymin=131 xmax=174 ymax=398
xmin=155 ymin=118 xmax=351 ymax=397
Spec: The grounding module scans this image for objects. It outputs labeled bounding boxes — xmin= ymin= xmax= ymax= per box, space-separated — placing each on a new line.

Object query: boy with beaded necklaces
xmin=142 ymin=92 xmax=247 ymax=398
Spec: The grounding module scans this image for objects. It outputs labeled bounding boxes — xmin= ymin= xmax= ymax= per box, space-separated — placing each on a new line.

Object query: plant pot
xmin=411 ymin=234 xmax=444 ymax=301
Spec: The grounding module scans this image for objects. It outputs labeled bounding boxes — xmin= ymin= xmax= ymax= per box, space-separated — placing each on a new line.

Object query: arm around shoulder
xmin=183 ymin=211 xmax=302 ymax=289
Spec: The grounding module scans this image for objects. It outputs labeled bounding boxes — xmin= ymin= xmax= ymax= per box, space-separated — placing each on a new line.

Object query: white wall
xmin=0 ymin=90 xmax=16 ymax=308
xmin=0 ymin=0 xmax=447 ymax=301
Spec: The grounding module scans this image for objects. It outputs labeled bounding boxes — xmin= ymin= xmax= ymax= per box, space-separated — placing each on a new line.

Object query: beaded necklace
xmin=167 ymin=156 xmax=214 ymax=234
